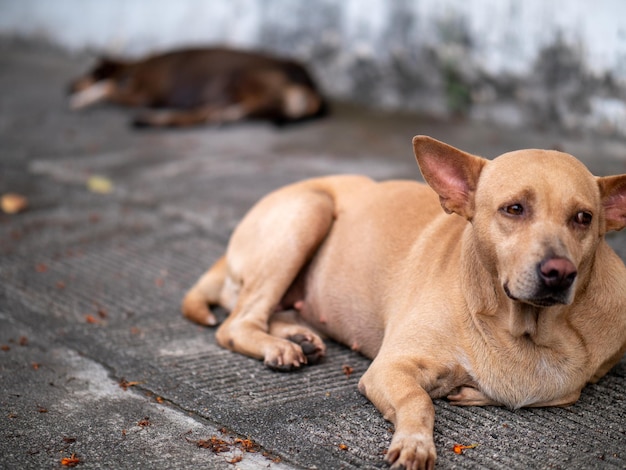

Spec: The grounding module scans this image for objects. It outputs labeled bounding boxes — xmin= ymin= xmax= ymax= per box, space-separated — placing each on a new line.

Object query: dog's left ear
xmin=413 ymin=135 xmax=487 ymax=220
xmin=598 ymin=174 xmax=626 ymax=232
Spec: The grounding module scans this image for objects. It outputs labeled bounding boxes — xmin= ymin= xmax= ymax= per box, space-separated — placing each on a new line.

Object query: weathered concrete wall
xmin=2 ymin=0 xmax=626 ymax=137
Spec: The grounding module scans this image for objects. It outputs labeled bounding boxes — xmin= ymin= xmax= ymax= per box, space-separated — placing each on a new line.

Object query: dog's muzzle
xmin=504 ymin=257 xmax=577 ymax=307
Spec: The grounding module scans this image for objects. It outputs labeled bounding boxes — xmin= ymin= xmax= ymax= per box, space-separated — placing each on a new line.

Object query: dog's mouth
xmin=503 ymin=283 xmax=568 ymax=308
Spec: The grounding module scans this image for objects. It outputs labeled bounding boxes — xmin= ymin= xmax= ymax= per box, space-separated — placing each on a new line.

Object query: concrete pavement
xmin=1 ymin=39 xmax=625 ymax=469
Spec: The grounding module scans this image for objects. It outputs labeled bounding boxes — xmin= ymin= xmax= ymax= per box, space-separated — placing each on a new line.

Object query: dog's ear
xmin=92 ymin=57 xmax=127 ymax=80
xmin=598 ymin=174 xmax=626 ymax=232
xmin=412 ymin=135 xmax=487 ymax=220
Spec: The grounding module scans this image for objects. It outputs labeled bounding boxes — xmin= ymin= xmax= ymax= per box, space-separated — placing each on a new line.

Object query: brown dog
xmin=68 ymin=47 xmax=327 ymax=127
xmin=182 ymin=136 xmax=626 ymax=469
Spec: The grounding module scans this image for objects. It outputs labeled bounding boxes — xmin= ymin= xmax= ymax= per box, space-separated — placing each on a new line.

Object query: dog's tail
xmin=181 ymin=256 xmax=227 ymax=326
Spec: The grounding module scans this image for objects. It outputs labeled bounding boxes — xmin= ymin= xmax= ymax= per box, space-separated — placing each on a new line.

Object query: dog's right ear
xmin=598 ymin=174 xmax=626 ymax=232
xmin=413 ymin=135 xmax=487 ymax=220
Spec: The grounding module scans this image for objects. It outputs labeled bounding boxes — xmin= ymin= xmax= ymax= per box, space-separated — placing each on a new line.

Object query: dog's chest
xmin=471 ymin=337 xmax=588 ymax=408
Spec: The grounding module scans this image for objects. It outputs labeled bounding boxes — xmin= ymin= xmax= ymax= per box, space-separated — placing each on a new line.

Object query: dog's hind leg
xmin=132 ymin=105 xmax=246 ymax=128
xmin=133 ymin=107 xmax=211 ymax=127
xmin=268 ymin=309 xmax=326 ymax=365
xmin=215 ymin=184 xmax=335 ymax=370
xmin=447 ymin=386 xmax=502 ymax=406
xmin=181 ymin=256 xmax=228 ymax=326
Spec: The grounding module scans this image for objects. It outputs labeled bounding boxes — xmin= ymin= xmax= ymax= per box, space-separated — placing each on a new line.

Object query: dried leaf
xmin=137 ymin=417 xmax=151 ymax=427
xmin=84 ymin=315 xmax=99 ymax=324
xmin=227 ymin=455 xmax=243 ymax=464
xmin=342 ymin=365 xmax=354 ymax=378
xmin=234 ymin=438 xmax=258 ymax=453
xmin=195 ymin=436 xmax=231 ymax=453
xmin=87 ymin=175 xmax=113 ymax=194
xmin=338 ymin=443 xmax=348 ymax=451
xmin=1 ymin=193 xmax=28 ymax=214
xmin=118 ymin=378 xmax=141 ymax=391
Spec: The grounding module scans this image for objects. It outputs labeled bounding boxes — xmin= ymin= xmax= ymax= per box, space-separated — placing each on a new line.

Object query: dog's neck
xmin=460 ymin=229 xmax=567 ymax=344
xmin=507 ymin=303 xmax=539 ymax=337
xmin=459 ymin=228 xmax=500 ymax=317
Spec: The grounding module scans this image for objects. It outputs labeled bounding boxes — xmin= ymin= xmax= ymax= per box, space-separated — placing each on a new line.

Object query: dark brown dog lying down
xmin=68 ymin=47 xmax=328 ymax=127
xmin=182 ymin=136 xmax=626 ymax=469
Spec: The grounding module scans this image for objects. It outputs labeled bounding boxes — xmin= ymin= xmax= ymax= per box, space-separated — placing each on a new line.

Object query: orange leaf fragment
xmin=1 ymin=193 xmax=28 ymax=214
xmin=338 ymin=443 xmax=348 ymax=451
xmin=452 ymin=443 xmax=479 ymax=454
xmin=61 ymin=453 xmax=80 ymax=467
xmin=227 ymin=455 xmax=243 ymax=464
xmin=84 ymin=315 xmax=99 ymax=324
xmin=342 ymin=365 xmax=354 ymax=378
xmin=234 ymin=438 xmax=258 ymax=453
xmin=118 ymin=378 xmax=141 ymax=390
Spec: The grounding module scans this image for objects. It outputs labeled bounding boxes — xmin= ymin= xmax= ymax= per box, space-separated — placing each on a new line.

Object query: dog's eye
xmin=574 ymin=211 xmax=592 ymax=226
xmin=503 ymin=204 xmax=524 ymax=216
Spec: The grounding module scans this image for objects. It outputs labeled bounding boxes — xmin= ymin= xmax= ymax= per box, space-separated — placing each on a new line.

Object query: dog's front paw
xmin=263 ymin=340 xmax=309 ymax=371
xmin=386 ymin=432 xmax=436 ymax=470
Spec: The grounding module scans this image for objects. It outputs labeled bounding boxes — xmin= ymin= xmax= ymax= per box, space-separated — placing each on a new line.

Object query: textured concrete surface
xmin=1 ymin=39 xmax=626 ymax=469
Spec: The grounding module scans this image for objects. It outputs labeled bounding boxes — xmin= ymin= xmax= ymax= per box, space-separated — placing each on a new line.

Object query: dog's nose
xmin=538 ymin=257 xmax=577 ymax=289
